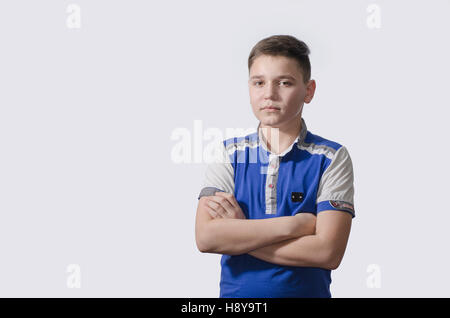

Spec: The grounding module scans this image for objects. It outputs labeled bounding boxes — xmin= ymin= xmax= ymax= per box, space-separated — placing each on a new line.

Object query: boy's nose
xmin=263 ymin=83 xmax=278 ymax=99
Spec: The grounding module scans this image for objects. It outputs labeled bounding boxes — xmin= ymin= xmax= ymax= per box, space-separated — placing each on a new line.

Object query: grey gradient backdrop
xmin=0 ymin=0 xmax=449 ymax=297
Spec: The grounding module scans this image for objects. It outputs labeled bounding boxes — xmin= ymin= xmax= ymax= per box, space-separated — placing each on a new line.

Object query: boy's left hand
xmin=206 ymin=192 xmax=246 ymax=220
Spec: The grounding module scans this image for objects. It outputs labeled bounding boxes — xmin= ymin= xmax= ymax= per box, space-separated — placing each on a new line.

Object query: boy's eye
xmin=253 ymin=81 xmax=292 ymax=86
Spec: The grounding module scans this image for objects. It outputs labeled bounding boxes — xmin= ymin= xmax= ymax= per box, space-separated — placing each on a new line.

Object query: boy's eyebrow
xmin=249 ymin=74 xmax=297 ymax=81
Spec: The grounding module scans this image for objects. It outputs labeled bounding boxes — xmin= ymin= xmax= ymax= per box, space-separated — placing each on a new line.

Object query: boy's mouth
xmin=262 ymin=106 xmax=281 ymax=111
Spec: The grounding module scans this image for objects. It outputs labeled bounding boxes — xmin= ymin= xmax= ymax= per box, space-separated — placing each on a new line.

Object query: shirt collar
xmin=257 ymin=117 xmax=308 ymax=156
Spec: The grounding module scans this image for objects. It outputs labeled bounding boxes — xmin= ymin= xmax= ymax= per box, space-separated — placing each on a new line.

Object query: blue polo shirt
xmin=197 ymin=117 xmax=356 ymax=298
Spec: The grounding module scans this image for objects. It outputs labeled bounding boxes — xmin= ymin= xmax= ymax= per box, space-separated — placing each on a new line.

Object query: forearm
xmin=198 ymin=216 xmax=298 ymax=255
xmin=248 ymin=234 xmax=335 ymax=270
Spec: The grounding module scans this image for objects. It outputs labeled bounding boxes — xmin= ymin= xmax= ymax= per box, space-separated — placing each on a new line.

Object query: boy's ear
xmin=304 ymin=79 xmax=316 ymax=103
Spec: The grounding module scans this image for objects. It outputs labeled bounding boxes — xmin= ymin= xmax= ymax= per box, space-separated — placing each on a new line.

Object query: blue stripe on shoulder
xmin=304 ymin=131 xmax=342 ymax=151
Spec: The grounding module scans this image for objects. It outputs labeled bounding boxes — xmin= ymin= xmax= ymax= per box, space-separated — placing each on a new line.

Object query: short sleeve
xmin=197 ymin=140 xmax=235 ymax=200
xmin=316 ymin=145 xmax=356 ymax=218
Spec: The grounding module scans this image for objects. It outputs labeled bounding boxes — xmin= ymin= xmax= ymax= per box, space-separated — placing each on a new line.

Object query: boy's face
xmin=248 ymin=55 xmax=315 ymax=128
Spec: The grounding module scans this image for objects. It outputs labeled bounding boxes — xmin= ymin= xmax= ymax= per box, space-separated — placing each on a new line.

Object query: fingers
xmin=204 ymin=198 xmax=222 ymax=218
xmin=206 ymin=198 xmax=228 ymax=218
xmin=206 ymin=204 xmax=221 ymax=219
xmin=211 ymin=195 xmax=234 ymax=210
xmin=214 ymin=191 xmax=239 ymax=209
xmin=206 ymin=192 xmax=242 ymax=219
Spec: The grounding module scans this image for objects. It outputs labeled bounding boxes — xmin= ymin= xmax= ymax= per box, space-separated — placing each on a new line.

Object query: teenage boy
xmin=195 ymin=35 xmax=355 ymax=298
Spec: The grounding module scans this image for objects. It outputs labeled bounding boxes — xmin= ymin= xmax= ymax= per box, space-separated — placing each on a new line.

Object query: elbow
xmin=324 ymin=259 xmax=340 ymax=271
xmin=196 ymin=239 xmax=208 ymax=253
xmin=196 ymin=230 xmax=239 ymax=255
xmin=196 ymin=232 xmax=212 ymax=253
xmin=197 ymin=241 xmax=213 ymax=254
xmin=315 ymin=236 xmax=345 ymax=270
xmin=323 ymin=251 xmax=344 ymax=270
xmin=195 ymin=224 xmax=217 ymax=253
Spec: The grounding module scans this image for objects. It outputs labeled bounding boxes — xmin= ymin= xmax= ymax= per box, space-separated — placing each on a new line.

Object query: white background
xmin=0 ymin=0 xmax=449 ymax=297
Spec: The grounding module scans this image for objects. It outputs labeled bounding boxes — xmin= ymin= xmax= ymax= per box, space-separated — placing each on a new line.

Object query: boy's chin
xmin=259 ymin=117 xmax=283 ymax=127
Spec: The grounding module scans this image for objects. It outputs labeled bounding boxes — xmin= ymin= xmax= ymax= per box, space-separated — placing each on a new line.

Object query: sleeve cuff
xmin=317 ymin=200 xmax=355 ymax=218
xmin=197 ymin=187 xmax=225 ymax=200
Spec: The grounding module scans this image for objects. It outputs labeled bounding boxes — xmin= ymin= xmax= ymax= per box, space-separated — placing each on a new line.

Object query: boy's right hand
xmin=205 ymin=192 xmax=246 ymax=220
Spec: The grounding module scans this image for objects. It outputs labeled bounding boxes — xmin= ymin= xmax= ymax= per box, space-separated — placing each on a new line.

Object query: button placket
xmin=265 ymin=155 xmax=280 ymax=214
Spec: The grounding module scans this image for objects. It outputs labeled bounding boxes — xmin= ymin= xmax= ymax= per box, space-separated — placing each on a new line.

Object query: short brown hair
xmin=248 ymin=35 xmax=311 ymax=84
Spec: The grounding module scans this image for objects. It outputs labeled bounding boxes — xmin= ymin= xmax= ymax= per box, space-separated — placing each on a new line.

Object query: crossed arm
xmin=195 ymin=192 xmax=352 ymax=270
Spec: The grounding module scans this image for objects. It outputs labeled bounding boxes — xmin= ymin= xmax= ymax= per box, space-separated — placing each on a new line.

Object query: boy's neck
xmin=258 ymin=116 xmax=302 ymax=155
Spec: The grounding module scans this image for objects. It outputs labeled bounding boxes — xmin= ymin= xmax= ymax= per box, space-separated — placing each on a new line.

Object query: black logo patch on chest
xmin=291 ymin=192 xmax=304 ymax=202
